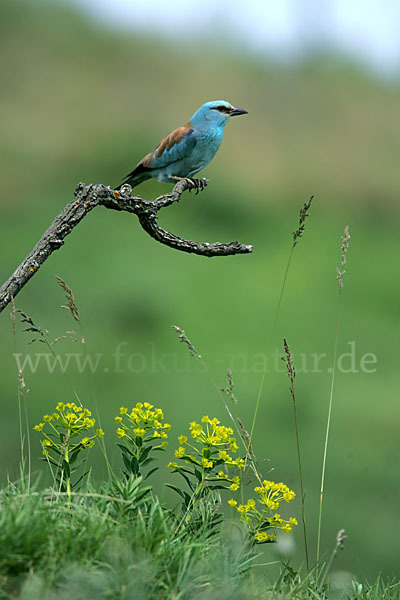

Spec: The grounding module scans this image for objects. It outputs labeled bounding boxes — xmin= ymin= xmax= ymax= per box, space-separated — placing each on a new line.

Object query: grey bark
xmin=0 ymin=180 xmax=253 ymax=314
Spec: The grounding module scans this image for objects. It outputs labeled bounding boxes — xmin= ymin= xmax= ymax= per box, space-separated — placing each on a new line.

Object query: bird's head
xmin=190 ymin=100 xmax=248 ymax=130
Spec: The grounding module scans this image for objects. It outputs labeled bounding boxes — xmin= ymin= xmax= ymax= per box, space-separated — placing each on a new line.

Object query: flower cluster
xmin=116 ymin=403 xmax=170 ymax=446
xmin=34 ymin=402 xmax=103 ymax=498
xmin=168 ymin=416 xmax=244 ymax=501
xmin=115 ymin=403 xmax=170 ymax=477
xmin=34 ymin=401 xmax=104 ymax=455
xmin=229 ymin=480 xmax=297 ymax=543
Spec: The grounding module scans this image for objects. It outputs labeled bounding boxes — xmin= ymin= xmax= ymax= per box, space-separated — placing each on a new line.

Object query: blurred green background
xmin=1 ymin=0 xmax=399 ymax=580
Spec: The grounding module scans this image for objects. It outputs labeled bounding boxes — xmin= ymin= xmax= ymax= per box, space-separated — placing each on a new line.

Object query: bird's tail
xmin=116 ymin=163 xmax=152 ymax=190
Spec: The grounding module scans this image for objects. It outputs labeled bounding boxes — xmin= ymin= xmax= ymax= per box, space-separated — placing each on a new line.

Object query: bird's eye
xmin=211 ymin=105 xmax=232 ymax=114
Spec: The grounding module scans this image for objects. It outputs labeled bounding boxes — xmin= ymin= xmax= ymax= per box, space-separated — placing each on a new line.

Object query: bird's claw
xmin=170 ymin=176 xmax=208 ymax=194
xmin=186 ymin=178 xmax=208 ymax=194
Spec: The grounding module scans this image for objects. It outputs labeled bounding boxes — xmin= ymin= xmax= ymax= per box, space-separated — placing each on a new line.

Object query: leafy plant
xmin=228 ymin=479 xmax=297 ymax=544
xmin=167 ymin=415 xmax=244 ymax=513
xmin=33 ymin=401 xmax=104 ymax=502
xmin=115 ymin=402 xmax=170 ymax=479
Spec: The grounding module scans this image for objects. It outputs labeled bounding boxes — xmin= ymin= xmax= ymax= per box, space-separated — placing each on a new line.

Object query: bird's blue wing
xmin=119 ymin=123 xmax=198 ymax=188
xmin=143 ymin=124 xmax=197 ymax=169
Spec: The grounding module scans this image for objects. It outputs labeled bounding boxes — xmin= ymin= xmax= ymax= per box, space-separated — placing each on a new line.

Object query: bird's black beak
xmin=230 ymin=107 xmax=248 ymax=117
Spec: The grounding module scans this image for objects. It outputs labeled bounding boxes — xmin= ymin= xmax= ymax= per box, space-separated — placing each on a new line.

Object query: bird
xmin=118 ymin=100 xmax=248 ymax=191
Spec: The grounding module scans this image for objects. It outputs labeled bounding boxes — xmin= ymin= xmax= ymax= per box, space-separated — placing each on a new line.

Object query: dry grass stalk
xmin=17 ymin=309 xmax=46 ymax=345
xmin=171 ymin=325 xmax=201 ymax=359
xmin=56 ymin=275 xmax=80 ymax=322
xmin=282 ymin=337 xmax=296 ymax=393
xmin=220 ymin=369 xmax=237 ymax=405
xmin=281 ymin=337 xmax=309 ymax=570
xmin=292 ymin=195 xmax=314 ymax=247
xmin=237 ymin=416 xmax=257 ymax=466
xmin=336 ymin=225 xmax=351 ymax=293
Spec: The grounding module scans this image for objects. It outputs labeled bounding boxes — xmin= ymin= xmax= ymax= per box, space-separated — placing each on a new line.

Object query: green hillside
xmin=0 ymin=0 xmax=399 ymax=580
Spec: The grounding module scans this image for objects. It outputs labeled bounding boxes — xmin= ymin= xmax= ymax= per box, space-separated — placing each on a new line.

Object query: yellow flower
xmin=130 ymin=412 xmax=140 ymax=424
xmin=42 ymin=439 xmax=51 ymax=447
xmin=43 ymin=414 xmax=52 ymax=422
xmin=254 ymin=531 xmax=268 ymax=542
xmin=56 ymin=402 xmax=65 ymax=412
xmin=189 ymin=422 xmax=203 ymax=438
xmin=120 ymin=407 xmax=128 ymax=415
xmin=178 ymin=435 xmax=188 ymax=444
xmin=115 ymin=416 xmax=122 ymax=423
xmin=283 ymin=490 xmax=296 ymax=502
xmin=168 ymin=462 xmax=178 ymax=469
xmin=96 ymin=429 xmax=104 ymax=438
xmin=217 ymin=471 xmax=228 ymax=479
xmin=116 ymin=428 xmax=126 ymax=438
xmin=201 ymin=457 xmax=213 ymax=469
xmin=175 ymin=446 xmax=186 ymax=458
xmin=163 ymin=423 xmax=171 ymax=431
xmin=228 ymin=499 xmax=237 ymax=507
xmin=134 ymin=428 xmax=145 ymax=437
xmin=66 ymin=412 xmax=77 ymax=423
xmin=230 ymin=440 xmax=239 ymax=452
xmin=229 ymin=483 xmax=240 ymax=491
xmin=271 ymin=514 xmax=283 ymax=524
xmin=34 ymin=423 xmax=44 ymax=432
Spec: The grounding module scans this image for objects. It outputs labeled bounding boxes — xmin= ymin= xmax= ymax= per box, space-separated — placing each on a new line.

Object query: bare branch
xmin=0 ymin=181 xmax=253 ymax=313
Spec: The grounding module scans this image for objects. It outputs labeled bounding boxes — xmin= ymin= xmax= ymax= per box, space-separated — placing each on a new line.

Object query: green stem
xmin=272 ymin=245 xmax=295 ymax=337
xmin=174 ymin=468 xmax=205 ymax=535
xmin=292 ymin=390 xmax=309 ymax=570
xmin=12 ymin=298 xmax=30 ymax=490
xmin=64 ymin=438 xmax=71 ymax=507
xmin=316 ymin=297 xmax=342 ymax=581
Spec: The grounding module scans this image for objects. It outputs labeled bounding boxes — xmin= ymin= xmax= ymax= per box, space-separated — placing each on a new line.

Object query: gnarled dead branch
xmin=0 ymin=180 xmax=253 ymax=313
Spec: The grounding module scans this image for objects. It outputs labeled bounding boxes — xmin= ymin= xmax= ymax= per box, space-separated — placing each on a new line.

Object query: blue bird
xmin=118 ymin=100 xmax=248 ymax=191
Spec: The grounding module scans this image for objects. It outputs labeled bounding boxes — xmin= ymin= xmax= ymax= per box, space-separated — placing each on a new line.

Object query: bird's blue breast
xmin=186 ymin=127 xmax=223 ymax=172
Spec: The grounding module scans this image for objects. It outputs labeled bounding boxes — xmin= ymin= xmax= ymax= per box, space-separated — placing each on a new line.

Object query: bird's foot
xmin=171 ymin=177 xmax=208 ymax=195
